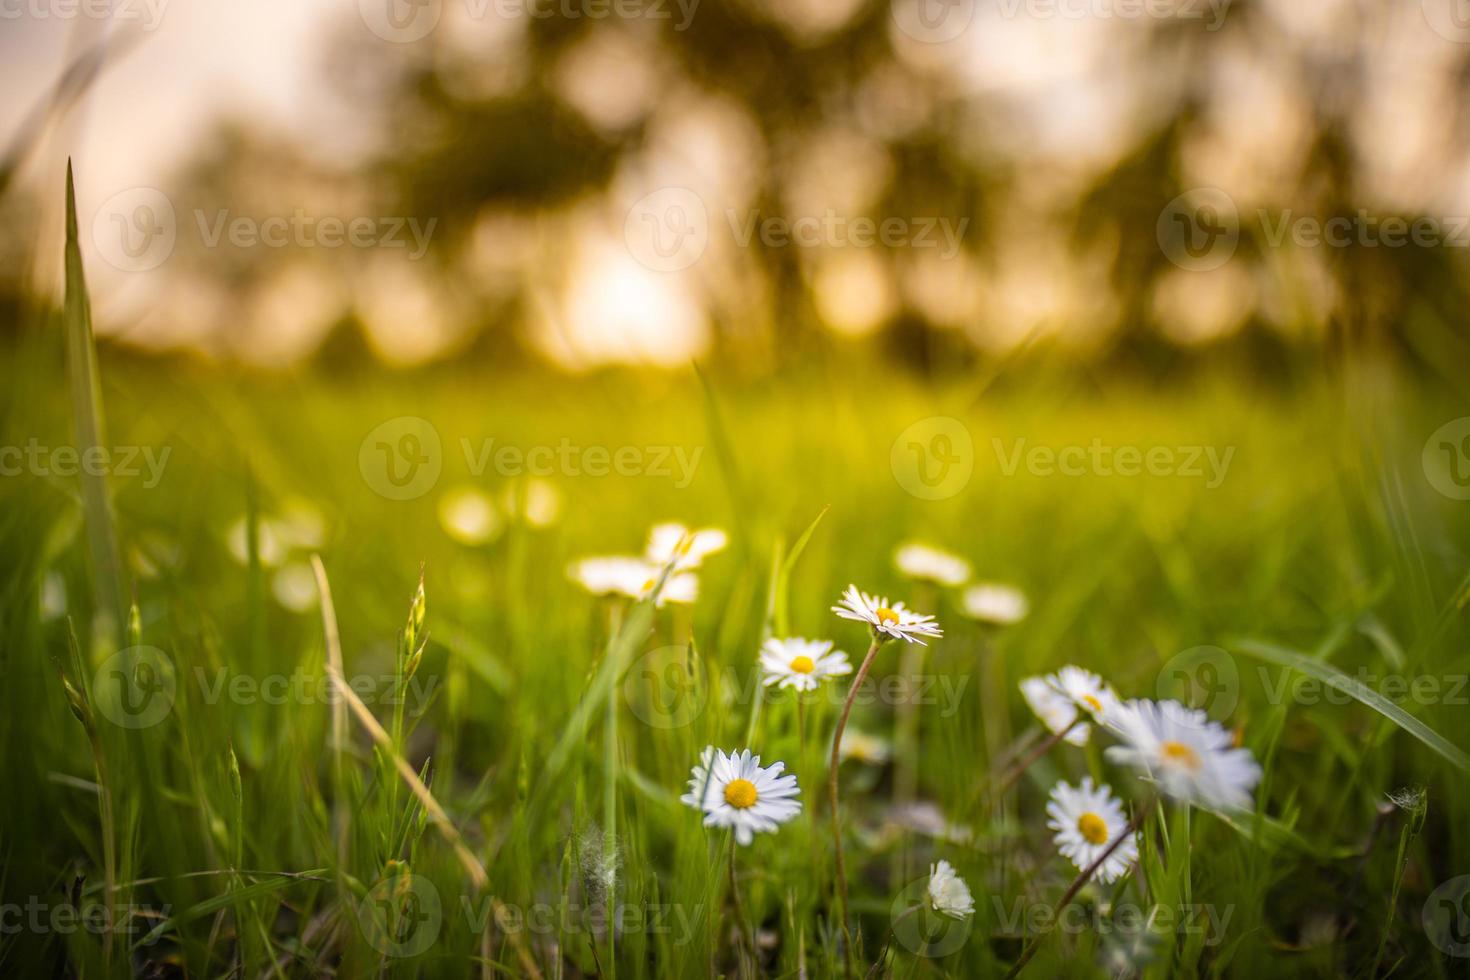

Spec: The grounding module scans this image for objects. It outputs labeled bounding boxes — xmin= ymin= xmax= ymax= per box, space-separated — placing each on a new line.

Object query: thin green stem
xmin=1003 ymin=803 xmax=1148 ymax=979
xmin=829 ymin=635 xmax=884 ymax=979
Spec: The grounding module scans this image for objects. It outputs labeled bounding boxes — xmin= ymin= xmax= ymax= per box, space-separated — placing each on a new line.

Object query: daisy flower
xmin=680 ymin=747 xmax=801 ymax=845
xmin=839 ymin=729 xmax=893 ymax=765
xmin=567 ymin=557 xmax=698 ymax=606
xmin=646 ymin=522 xmax=728 ymax=571
xmin=438 ymin=485 xmax=502 ymax=545
xmin=893 ymin=543 xmax=971 ymax=587
xmin=1020 ymin=675 xmax=1090 ymax=746
xmin=960 ymin=583 xmax=1029 ymax=625
xmin=1104 ymin=699 xmax=1261 ymax=811
xmin=760 ymin=638 xmax=852 ymax=692
xmin=1051 ymin=666 xmax=1123 ymax=728
xmin=926 ymin=859 xmax=975 ymax=919
xmin=1046 ymin=777 xmax=1139 ymax=884
xmin=832 ymin=585 xmax=943 ymax=645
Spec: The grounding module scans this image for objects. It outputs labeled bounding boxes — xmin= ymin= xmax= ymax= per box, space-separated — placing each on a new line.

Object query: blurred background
xmin=2 ymin=0 xmax=1470 ymax=376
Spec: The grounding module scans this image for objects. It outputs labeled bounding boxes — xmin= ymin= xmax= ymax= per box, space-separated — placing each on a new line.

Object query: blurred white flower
xmin=645 ymin=522 xmax=728 ymax=571
xmin=500 ymin=479 xmax=562 ymax=528
xmin=1020 ymin=675 xmax=1090 ymax=746
xmin=1051 ymin=665 xmax=1123 ymax=729
xmin=1105 ymin=699 xmax=1261 ymax=811
xmin=960 ymin=583 xmax=1029 ymax=625
xmin=226 ymin=516 xmax=287 ymax=567
xmin=926 ymin=859 xmax=975 ymax=920
xmin=833 ymin=585 xmax=943 ymax=645
xmin=1046 ymin=776 xmax=1138 ymax=884
xmin=760 ymin=637 xmax=852 ymax=692
xmin=681 ymin=747 xmax=802 ymax=846
xmin=271 ymin=562 xmax=319 ymax=612
xmin=839 ymin=729 xmax=892 ymax=765
xmin=568 ymin=556 xmax=698 ymax=607
xmin=438 ymin=485 xmax=502 ymax=545
xmin=893 ymin=542 xmax=971 ymax=586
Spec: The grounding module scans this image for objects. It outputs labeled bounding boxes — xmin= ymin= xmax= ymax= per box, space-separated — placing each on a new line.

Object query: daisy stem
xmin=829 ymin=635 xmax=884 ymax=977
xmin=727 ymin=834 xmax=755 ymax=976
xmin=989 ymin=717 xmax=1085 ymax=803
xmin=1002 ymin=803 xmax=1149 ymax=980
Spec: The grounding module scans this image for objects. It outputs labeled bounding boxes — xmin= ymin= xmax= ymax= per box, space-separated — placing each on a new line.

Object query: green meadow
xmin=4 ymin=187 xmax=1470 ymax=980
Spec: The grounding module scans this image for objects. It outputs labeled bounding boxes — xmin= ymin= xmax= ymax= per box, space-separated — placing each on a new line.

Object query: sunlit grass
xmin=2 ymin=225 xmax=1469 ymax=976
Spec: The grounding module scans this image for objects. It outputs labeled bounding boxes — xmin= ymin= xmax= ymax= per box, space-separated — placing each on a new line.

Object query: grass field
xmin=3 ymin=228 xmax=1470 ymax=978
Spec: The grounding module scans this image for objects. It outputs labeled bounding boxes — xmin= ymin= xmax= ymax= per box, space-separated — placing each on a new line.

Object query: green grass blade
xmin=1233 ymin=638 xmax=1470 ymax=773
xmin=63 ymin=160 xmax=123 ymax=638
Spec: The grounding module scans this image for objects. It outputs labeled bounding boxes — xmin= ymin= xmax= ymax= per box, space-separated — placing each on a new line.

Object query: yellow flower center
xmin=1161 ymin=740 xmax=1201 ymax=771
xmin=641 ymin=578 xmax=656 ymax=592
xmin=790 ymin=655 xmax=816 ymax=674
xmin=1081 ymin=694 xmax=1103 ymax=713
xmin=723 ymin=778 xmax=758 ymax=809
xmin=876 ymin=607 xmax=900 ymax=626
xmin=1077 ymin=812 xmax=1109 ymax=845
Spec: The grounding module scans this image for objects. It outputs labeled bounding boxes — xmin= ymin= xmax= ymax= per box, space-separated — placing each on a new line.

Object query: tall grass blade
xmin=63 ymin=161 xmax=122 ymax=638
xmin=1233 ymin=638 xmax=1470 ymax=773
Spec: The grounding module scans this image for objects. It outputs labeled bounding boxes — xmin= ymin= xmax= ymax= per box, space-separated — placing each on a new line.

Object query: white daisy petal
xmin=1104 ymin=699 xmax=1261 ymax=812
xmin=680 ymin=746 xmax=803 ymax=846
xmin=960 ymin=583 xmax=1029 ymax=625
xmin=832 ymin=584 xmax=943 ymax=645
xmin=1045 ymin=777 xmax=1138 ymax=884
xmin=926 ymin=859 xmax=975 ymax=919
xmin=894 ymin=543 xmax=971 ymax=587
xmin=760 ymin=637 xmax=852 ymax=692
